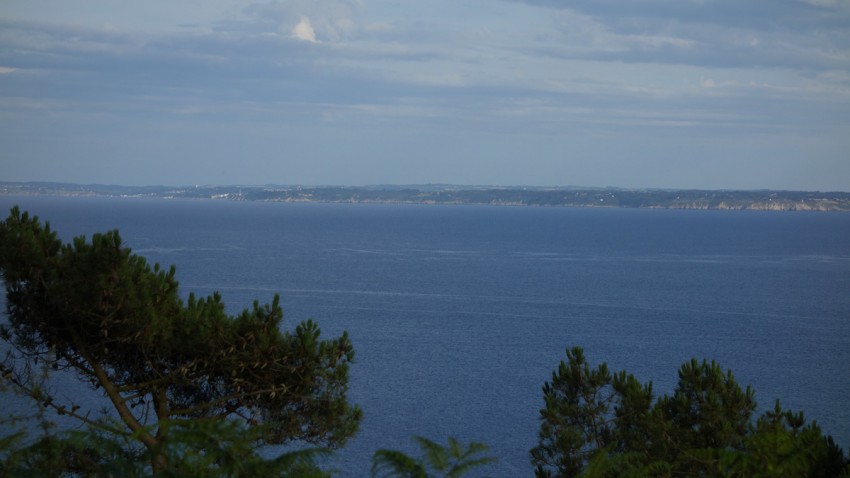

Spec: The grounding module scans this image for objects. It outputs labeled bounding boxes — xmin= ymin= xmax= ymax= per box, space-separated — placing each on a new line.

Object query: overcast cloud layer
xmin=1 ymin=0 xmax=848 ymax=190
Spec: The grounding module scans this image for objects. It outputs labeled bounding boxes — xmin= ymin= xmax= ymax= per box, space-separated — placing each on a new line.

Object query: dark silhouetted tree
xmin=532 ymin=347 xmax=848 ymax=477
xmin=0 ymin=207 xmax=361 ymax=474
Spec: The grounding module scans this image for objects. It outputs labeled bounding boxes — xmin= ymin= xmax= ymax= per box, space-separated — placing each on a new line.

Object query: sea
xmin=1 ymin=195 xmax=848 ymax=476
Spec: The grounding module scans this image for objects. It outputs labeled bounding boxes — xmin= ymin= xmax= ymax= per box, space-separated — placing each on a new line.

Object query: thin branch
xmin=1 ymin=372 xmax=127 ymax=437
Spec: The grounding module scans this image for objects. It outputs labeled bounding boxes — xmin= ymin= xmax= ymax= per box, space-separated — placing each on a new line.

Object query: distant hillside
xmin=2 ymin=182 xmax=849 ymax=211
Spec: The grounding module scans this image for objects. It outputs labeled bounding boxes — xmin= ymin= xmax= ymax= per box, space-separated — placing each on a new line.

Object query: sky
xmin=1 ymin=0 xmax=849 ymax=190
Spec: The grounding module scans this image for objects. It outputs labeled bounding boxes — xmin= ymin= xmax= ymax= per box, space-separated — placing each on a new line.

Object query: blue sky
xmin=1 ymin=0 xmax=848 ymax=190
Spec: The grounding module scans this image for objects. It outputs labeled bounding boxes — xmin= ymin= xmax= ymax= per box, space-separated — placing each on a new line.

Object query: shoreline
xmin=2 ymin=182 xmax=849 ymax=212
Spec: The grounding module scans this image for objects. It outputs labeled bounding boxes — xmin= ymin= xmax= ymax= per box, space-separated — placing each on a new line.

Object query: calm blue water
xmin=1 ymin=196 xmax=849 ymax=476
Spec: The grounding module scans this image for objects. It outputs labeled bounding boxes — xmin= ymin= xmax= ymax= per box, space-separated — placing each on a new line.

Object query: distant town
xmin=2 ymin=182 xmax=849 ymax=211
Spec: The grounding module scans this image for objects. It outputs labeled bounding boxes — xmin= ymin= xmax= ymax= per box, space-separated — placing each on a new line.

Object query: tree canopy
xmin=531 ymin=347 xmax=848 ymax=477
xmin=0 ymin=206 xmax=361 ymax=473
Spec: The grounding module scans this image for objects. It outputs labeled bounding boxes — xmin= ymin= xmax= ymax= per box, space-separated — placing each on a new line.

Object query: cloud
xmin=242 ymin=0 xmax=359 ymax=43
xmin=506 ymin=0 xmax=850 ymax=26
xmin=292 ymin=16 xmax=319 ymax=43
xmin=505 ymin=0 xmax=850 ymax=71
xmin=365 ymin=22 xmax=393 ymax=32
xmin=804 ymin=0 xmax=838 ymax=6
xmin=1 ymin=1 xmax=848 ymax=190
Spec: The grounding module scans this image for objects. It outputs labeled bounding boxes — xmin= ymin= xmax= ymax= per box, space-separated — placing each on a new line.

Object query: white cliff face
xmin=736 ymin=201 xmax=835 ymax=211
xmin=672 ymin=200 xmax=840 ymax=211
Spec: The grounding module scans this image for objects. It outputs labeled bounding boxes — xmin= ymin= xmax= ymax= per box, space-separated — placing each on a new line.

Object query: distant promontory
xmin=2 ymin=182 xmax=849 ymax=212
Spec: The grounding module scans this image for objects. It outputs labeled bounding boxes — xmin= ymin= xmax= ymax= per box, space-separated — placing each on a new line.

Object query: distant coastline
xmin=2 ymin=182 xmax=849 ymax=212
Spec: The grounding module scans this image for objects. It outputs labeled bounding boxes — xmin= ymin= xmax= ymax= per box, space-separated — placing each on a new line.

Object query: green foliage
xmin=719 ymin=401 xmax=849 ymax=478
xmin=529 ymin=348 xmax=655 ymax=477
xmin=0 ymin=206 xmax=361 ymax=473
xmin=149 ymin=420 xmax=332 ymax=478
xmin=0 ymin=417 xmax=331 ymax=477
xmin=531 ymin=347 xmax=849 ymax=478
xmin=372 ymin=436 xmax=497 ymax=478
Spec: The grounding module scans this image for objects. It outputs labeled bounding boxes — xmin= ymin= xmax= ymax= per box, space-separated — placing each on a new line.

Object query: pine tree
xmin=531 ymin=347 xmax=849 ymax=477
xmin=0 ymin=206 xmax=361 ymax=473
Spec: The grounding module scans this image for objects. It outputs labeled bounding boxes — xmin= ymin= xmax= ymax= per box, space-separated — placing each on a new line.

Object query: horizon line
xmin=2 ymin=181 xmax=849 ymax=195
